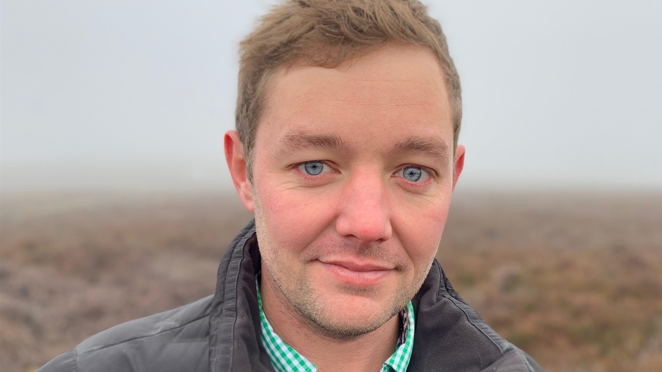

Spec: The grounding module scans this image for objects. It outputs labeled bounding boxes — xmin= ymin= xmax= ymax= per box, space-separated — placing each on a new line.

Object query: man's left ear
xmin=452 ymin=144 xmax=465 ymax=191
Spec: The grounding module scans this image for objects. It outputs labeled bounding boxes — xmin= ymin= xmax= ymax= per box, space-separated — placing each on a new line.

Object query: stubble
xmin=253 ymin=194 xmax=433 ymax=340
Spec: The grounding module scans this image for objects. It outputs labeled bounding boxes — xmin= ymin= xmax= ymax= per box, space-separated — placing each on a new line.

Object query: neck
xmin=260 ymin=272 xmax=399 ymax=372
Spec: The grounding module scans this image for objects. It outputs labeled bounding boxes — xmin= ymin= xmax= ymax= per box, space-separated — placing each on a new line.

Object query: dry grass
xmin=1 ymin=190 xmax=660 ymax=371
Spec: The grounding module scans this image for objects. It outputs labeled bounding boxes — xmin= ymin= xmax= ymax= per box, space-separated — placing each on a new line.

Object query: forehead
xmin=257 ymin=45 xmax=453 ymax=148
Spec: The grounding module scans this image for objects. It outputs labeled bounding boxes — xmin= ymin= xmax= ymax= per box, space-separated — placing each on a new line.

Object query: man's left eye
xmin=298 ymin=161 xmax=330 ymax=176
xmin=396 ymin=166 xmax=430 ymax=182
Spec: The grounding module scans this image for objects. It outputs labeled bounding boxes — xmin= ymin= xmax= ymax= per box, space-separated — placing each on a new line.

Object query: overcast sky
xmin=2 ymin=0 xmax=661 ymax=192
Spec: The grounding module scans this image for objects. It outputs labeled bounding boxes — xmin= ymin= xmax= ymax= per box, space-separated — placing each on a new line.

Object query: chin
xmin=300 ymin=290 xmax=404 ymax=338
xmin=308 ymin=307 xmax=394 ymax=339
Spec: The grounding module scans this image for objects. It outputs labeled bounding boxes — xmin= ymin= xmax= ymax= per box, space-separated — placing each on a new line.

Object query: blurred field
xmin=1 ymin=190 xmax=661 ymax=372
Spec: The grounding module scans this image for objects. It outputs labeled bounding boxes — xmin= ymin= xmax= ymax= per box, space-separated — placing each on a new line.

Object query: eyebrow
xmin=277 ymin=132 xmax=449 ymax=162
xmin=278 ymin=133 xmax=350 ymax=155
xmin=390 ymin=136 xmax=450 ymax=162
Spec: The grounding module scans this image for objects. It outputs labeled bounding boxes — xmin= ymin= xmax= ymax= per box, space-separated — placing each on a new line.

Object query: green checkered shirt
xmin=257 ymin=280 xmax=415 ymax=372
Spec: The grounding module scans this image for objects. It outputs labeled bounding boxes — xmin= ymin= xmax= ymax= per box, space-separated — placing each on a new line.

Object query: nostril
xmin=336 ymin=214 xmax=393 ymax=244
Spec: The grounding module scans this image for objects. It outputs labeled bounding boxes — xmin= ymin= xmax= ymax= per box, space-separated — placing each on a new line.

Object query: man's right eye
xmin=297 ymin=161 xmax=329 ymax=176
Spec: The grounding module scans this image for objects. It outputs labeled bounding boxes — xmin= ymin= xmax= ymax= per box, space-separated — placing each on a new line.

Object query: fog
xmin=2 ymin=0 xmax=661 ymax=192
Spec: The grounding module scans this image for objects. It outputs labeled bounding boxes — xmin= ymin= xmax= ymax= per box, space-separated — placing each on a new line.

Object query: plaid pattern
xmin=257 ymin=280 xmax=415 ymax=372
xmin=382 ymin=301 xmax=415 ymax=372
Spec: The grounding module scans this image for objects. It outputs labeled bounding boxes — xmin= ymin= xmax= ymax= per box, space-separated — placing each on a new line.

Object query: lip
xmin=319 ymin=260 xmax=394 ymax=286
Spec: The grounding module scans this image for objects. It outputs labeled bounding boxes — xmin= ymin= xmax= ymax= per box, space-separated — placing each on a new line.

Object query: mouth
xmin=318 ymin=259 xmax=394 ymax=286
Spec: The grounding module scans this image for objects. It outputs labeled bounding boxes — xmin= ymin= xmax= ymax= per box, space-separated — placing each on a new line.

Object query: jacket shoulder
xmin=39 ymin=350 xmax=77 ymax=372
xmin=411 ymin=261 xmax=544 ymax=371
xmin=39 ymin=295 xmax=213 ymax=372
xmin=480 ymin=346 xmax=544 ymax=372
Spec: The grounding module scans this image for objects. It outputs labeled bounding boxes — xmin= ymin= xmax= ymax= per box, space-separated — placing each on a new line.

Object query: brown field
xmin=1 ymin=190 xmax=661 ymax=372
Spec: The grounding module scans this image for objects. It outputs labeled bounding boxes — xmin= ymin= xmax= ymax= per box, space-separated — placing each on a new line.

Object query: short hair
xmin=237 ymin=0 xmax=462 ymax=180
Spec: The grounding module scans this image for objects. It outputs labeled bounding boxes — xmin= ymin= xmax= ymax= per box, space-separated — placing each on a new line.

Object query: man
xmin=40 ymin=0 xmax=542 ymax=371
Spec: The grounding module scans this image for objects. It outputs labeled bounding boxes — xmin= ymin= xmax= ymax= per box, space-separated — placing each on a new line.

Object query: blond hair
xmin=237 ymin=0 xmax=461 ymax=178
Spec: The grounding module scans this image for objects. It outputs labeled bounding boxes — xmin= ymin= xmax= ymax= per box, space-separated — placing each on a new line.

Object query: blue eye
xmin=399 ymin=166 xmax=429 ymax=182
xmin=299 ymin=161 xmax=326 ymax=176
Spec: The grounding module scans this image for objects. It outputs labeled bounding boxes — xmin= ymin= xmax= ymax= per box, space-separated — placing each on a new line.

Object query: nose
xmin=335 ymin=171 xmax=393 ymax=245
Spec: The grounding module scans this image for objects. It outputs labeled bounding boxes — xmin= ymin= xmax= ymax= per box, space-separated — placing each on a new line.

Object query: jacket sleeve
xmin=38 ymin=350 xmax=77 ymax=372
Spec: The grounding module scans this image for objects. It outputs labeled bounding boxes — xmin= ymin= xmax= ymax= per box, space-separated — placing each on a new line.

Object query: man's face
xmin=236 ymin=45 xmax=463 ymax=338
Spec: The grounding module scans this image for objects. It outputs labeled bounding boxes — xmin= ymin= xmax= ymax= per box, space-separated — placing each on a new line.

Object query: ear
xmin=224 ymin=130 xmax=255 ymax=212
xmin=452 ymin=144 xmax=465 ymax=191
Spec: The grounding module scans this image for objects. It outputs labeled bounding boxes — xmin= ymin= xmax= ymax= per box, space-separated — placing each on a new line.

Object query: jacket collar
xmin=208 ymin=221 xmax=274 ymax=372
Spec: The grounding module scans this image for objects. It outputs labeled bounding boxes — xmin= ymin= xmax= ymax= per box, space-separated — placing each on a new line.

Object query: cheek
xmin=394 ymin=193 xmax=452 ymax=268
xmin=254 ymin=176 xmax=338 ymax=254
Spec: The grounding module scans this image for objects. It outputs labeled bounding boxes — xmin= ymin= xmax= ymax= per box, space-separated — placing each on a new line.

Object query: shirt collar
xmin=257 ymin=279 xmax=415 ymax=372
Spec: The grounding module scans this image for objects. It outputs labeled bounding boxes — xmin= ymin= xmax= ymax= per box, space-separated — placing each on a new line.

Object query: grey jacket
xmin=40 ymin=221 xmax=543 ymax=372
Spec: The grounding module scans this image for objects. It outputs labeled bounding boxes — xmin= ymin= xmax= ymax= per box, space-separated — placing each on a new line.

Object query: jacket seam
xmin=443 ymin=293 xmax=512 ymax=355
xmin=76 ymin=313 xmax=210 ymax=357
xmin=73 ymin=348 xmax=79 ymax=372
xmin=436 ymin=263 xmax=511 ymax=356
xmin=512 ymin=345 xmax=536 ymax=372
xmin=216 ymin=227 xmax=255 ymax=371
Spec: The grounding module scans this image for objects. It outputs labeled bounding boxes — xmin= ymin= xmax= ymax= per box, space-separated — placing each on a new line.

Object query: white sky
xmin=2 ymin=0 xmax=661 ymax=191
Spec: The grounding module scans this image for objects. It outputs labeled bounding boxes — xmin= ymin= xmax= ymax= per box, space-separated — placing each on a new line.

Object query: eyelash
xmin=295 ymin=161 xmax=335 ymax=177
xmin=394 ymin=165 xmax=433 ymax=184
xmin=293 ymin=161 xmax=437 ymax=184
